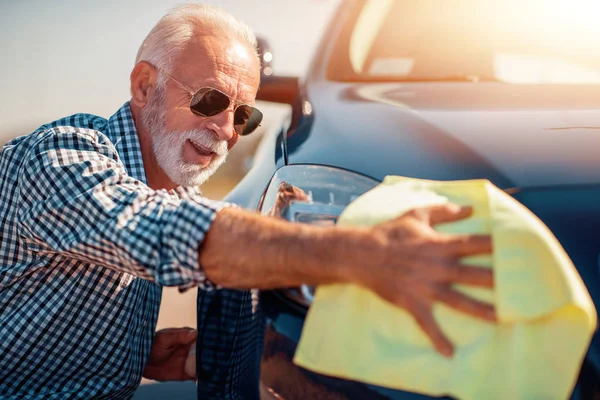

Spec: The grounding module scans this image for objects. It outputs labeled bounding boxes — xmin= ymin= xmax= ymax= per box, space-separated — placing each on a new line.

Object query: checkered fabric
xmin=0 ymin=102 xmax=224 ymax=399
xmin=196 ymin=287 xmax=264 ymax=399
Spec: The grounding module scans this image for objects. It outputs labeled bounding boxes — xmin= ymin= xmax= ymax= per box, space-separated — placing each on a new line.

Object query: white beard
xmin=152 ymin=128 xmax=228 ymax=187
xmin=141 ymin=85 xmax=228 ymax=187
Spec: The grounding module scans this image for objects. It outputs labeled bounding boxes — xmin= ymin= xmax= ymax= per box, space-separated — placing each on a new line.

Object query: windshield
xmin=328 ymin=0 xmax=600 ymax=83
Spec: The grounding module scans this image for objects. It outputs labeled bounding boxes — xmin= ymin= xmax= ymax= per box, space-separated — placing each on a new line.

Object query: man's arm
xmin=16 ymin=127 xmax=220 ymax=289
xmin=201 ymin=206 xmax=370 ymax=288
xmin=201 ymin=204 xmax=495 ymax=357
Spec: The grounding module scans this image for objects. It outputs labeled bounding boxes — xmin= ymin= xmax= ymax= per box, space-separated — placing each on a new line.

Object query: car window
xmin=330 ymin=0 xmax=600 ymax=83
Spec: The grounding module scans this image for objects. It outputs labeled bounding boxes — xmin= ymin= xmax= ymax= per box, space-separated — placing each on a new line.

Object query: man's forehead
xmin=174 ymin=34 xmax=260 ymax=103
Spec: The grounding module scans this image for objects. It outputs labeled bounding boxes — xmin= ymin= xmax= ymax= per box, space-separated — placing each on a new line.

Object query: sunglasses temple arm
xmin=159 ymin=68 xmax=195 ymax=95
xmin=172 ymin=77 xmax=195 ymax=96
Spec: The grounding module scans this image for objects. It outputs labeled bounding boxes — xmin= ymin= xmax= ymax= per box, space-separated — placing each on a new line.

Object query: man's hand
xmin=356 ymin=203 xmax=496 ymax=358
xmin=143 ymin=328 xmax=197 ymax=381
xmin=265 ymin=182 xmax=311 ymax=218
xmin=201 ymin=202 xmax=495 ymax=358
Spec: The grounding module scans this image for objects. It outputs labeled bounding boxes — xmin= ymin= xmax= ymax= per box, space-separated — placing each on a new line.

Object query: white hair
xmin=135 ymin=3 xmax=258 ymax=75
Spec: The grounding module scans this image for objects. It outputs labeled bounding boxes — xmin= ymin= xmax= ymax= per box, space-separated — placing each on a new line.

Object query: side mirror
xmin=256 ymin=37 xmax=299 ymax=105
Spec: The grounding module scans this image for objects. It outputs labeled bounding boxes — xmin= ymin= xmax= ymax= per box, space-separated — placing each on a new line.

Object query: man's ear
xmin=130 ymin=61 xmax=157 ymax=108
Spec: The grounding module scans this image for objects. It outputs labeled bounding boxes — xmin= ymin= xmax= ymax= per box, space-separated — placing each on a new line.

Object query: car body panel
xmin=287 ymin=81 xmax=600 ymax=189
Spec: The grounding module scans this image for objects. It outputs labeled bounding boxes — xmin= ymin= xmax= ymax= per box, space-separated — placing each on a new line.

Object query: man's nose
xmin=205 ymin=109 xmax=235 ymax=142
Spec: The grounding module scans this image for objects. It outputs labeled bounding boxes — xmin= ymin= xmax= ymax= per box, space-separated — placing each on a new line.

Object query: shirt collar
xmin=105 ymin=102 xmax=148 ymax=185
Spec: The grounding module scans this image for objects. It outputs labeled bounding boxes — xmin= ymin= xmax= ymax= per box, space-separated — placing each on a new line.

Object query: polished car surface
xmin=226 ymin=0 xmax=600 ymax=398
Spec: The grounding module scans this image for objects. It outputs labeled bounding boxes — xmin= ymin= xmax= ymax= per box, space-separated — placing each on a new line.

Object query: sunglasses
xmin=157 ymin=67 xmax=263 ymax=136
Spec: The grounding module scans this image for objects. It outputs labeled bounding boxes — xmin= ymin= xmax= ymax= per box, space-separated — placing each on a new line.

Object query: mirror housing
xmin=256 ymin=36 xmax=299 ymax=105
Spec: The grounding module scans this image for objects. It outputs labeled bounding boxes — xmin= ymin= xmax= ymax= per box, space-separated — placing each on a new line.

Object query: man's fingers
xmin=173 ymin=345 xmax=190 ymax=358
xmin=450 ymin=265 xmax=494 ymax=287
xmin=184 ymin=342 xmax=197 ymax=380
xmin=416 ymin=204 xmax=473 ymax=226
xmin=414 ymin=263 xmax=494 ymax=288
xmin=444 ymin=234 xmax=493 ymax=257
xmin=177 ymin=329 xmax=197 ymax=346
xmin=183 ymin=328 xmax=197 ymax=343
xmin=434 ymin=287 xmax=497 ymax=322
xmin=412 ymin=306 xmax=454 ymax=357
xmin=156 ymin=327 xmax=197 ymax=347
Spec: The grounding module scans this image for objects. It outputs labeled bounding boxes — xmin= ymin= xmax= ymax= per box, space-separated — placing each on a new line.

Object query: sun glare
xmin=349 ymin=0 xmax=600 ymax=83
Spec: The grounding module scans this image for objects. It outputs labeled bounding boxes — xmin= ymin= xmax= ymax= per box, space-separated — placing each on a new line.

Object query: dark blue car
xmin=219 ymin=0 xmax=600 ymax=398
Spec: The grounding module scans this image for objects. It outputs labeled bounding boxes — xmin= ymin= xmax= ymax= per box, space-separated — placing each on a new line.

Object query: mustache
xmin=165 ymin=129 xmax=229 ymax=156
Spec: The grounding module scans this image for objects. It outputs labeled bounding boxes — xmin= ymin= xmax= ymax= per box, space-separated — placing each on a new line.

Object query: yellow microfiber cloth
xmin=294 ymin=176 xmax=597 ymax=400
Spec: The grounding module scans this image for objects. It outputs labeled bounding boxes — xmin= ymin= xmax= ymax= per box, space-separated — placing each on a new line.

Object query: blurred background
xmin=0 ymin=0 xmax=340 ymax=395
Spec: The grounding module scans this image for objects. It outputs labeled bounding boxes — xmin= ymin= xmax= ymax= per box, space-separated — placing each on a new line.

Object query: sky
xmin=0 ymin=0 xmax=340 ymax=141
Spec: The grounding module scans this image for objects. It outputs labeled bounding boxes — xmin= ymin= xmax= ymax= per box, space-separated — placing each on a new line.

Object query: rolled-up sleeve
xmin=16 ymin=126 xmax=224 ymax=290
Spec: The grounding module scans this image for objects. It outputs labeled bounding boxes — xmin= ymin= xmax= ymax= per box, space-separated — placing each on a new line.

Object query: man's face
xmin=141 ymin=34 xmax=260 ymax=187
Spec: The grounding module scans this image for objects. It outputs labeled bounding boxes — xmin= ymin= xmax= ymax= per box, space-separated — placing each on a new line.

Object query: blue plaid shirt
xmin=0 ymin=102 xmax=225 ymax=399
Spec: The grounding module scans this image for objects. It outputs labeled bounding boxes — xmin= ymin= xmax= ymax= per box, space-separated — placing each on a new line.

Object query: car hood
xmin=286 ymin=82 xmax=600 ymax=189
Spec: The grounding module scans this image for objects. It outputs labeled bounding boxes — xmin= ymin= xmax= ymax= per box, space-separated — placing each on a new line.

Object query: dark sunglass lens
xmin=234 ymin=106 xmax=263 ymax=136
xmin=191 ymin=89 xmax=230 ymax=116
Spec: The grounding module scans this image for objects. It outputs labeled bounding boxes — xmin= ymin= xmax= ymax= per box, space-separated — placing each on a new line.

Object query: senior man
xmin=0 ymin=4 xmax=495 ymax=399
